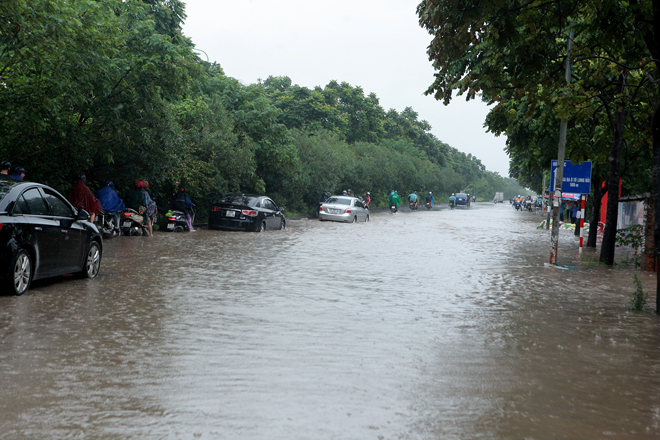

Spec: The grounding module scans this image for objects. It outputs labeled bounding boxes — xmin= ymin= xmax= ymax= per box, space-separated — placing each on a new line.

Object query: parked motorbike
xmin=165 ymin=209 xmax=194 ymax=232
xmin=94 ymin=210 xmax=120 ymax=238
xmin=120 ymin=208 xmax=148 ymax=236
xmin=390 ymin=203 xmax=398 ymax=213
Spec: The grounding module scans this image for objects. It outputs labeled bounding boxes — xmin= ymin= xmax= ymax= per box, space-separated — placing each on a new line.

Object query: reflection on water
xmin=0 ymin=204 xmax=658 ymax=439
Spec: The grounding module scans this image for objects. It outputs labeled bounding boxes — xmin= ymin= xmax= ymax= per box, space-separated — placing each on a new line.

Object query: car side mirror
xmin=76 ymin=209 xmax=90 ymax=221
xmin=278 ymin=207 xmax=283 ymax=212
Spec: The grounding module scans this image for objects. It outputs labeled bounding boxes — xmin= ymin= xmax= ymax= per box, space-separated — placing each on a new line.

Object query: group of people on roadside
xmin=1 ymin=161 xmax=27 ymax=181
xmin=1 ymin=161 xmax=195 ymax=236
xmin=337 ymin=189 xmax=372 ymax=208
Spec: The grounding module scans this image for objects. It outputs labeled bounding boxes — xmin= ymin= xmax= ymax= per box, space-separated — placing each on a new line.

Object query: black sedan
xmin=0 ymin=177 xmax=103 ymax=295
xmin=208 ymin=194 xmax=285 ymax=232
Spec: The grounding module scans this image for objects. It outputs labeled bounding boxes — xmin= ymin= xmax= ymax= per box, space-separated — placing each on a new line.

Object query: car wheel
xmin=279 ymin=218 xmax=285 ymax=230
xmin=9 ymin=249 xmax=32 ymax=296
xmin=365 ymin=214 xmax=369 ymax=222
xmin=81 ymin=241 xmax=101 ymax=279
xmin=255 ymin=220 xmax=266 ymax=232
xmin=352 ymin=216 xmax=357 ymax=223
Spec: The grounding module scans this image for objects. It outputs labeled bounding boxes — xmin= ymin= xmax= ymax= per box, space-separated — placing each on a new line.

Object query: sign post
xmin=550 ymin=160 xmax=592 ymax=263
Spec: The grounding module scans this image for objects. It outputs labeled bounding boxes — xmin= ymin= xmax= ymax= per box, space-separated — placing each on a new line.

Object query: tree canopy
xmin=0 ymin=0 xmax=528 ymax=222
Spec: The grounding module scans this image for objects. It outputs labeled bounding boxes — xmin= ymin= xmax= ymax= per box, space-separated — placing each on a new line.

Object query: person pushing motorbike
xmin=171 ymin=187 xmax=195 ymax=231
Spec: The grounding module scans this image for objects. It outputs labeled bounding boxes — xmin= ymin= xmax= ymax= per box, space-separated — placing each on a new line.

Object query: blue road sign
xmin=550 ymin=160 xmax=592 ymax=194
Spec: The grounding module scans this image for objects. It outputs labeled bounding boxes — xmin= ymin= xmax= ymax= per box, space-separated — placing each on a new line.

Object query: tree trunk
xmin=599 ymin=102 xmax=625 ymax=265
xmin=587 ymin=176 xmax=602 ymax=248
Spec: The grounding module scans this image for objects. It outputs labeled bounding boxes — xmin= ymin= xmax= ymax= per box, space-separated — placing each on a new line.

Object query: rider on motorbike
xmin=389 ymin=190 xmax=401 ymax=210
xmin=449 ymin=193 xmax=456 ymax=208
xmin=425 ymin=192 xmax=434 ymax=207
xmin=95 ymin=181 xmax=125 ymax=231
xmin=407 ymin=191 xmax=418 ymax=209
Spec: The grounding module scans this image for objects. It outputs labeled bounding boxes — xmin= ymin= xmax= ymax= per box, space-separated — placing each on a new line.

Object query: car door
xmin=18 ymin=187 xmax=62 ymax=277
xmin=354 ymin=200 xmax=366 ymax=220
xmin=262 ymin=198 xmax=280 ymax=229
xmin=41 ymin=188 xmax=86 ymax=273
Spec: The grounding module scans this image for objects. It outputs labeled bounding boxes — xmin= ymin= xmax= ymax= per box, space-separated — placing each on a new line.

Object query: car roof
xmin=0 ymin=178 xmax=58 ymax=212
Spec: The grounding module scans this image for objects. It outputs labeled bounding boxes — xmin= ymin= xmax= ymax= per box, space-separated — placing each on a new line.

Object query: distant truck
xmin=493 ymin=192 xmax=504 ymax=203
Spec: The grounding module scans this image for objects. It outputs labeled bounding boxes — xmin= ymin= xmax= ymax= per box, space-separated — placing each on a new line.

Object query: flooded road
xmin=1 ymin=203 xmax=659 ymax=439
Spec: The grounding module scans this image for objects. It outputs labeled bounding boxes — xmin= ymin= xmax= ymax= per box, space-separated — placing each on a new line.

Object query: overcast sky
xmin=181 ymin=0 xmax=511 ymax=177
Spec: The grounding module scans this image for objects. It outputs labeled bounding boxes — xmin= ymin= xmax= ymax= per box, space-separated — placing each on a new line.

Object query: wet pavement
xmin=1 ymin=203 xmax=658 ymax=439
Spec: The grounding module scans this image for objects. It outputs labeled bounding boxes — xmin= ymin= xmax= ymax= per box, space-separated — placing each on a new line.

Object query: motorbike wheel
xmin=130 ymin=226 xmax=141 ymax=236
xmin=174 ymin=226 xmax=184 ymax=232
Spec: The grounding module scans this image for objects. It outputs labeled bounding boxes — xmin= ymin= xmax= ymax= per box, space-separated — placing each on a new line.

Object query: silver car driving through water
xmin=318 ymin=196 xmax=369 ymax=223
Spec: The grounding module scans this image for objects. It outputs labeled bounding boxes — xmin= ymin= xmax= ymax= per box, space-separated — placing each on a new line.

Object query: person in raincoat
xmin=171 ymin=187 xmax=195 ymax=231
xmin=68 ymin=174 xmax=102 ymax=223
xmin=389 ymin=190 xmax=401 ymax=209
xmin=95 ymin=181 xmax=125 ymax=230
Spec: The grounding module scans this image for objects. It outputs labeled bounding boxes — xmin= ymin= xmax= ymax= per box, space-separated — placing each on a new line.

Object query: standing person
xmin=171 ymin=187 xmax=195 ymax=231
xmin=140 ymin=181 xmax=157 ymax=236
xmin=10 ymin=166 xmax=26 ymax=181
xmin=363 ymin=192 xmax=371 ymax=208
xmin=0 ymin=161 xmax=11 ymax=176
xmin=68 ymin=174 xmax=103 ymax=223
xmin=571 ymin=202 xmax=578 ymax=224
xmin=95 ymin=181 xmax=125 ymax=231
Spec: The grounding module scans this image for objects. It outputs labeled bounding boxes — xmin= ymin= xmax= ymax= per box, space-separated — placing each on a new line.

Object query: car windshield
xmin=0 ymin=179 xmax=18 ymax=203
xmin=326 ymin=197 xmax=351 ymax=205
xmin=456 ymin=193 xmax=467 ymax=198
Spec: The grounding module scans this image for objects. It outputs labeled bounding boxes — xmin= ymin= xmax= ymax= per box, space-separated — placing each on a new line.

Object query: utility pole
xmin=550 ymin=30 xmax=574 ymax=265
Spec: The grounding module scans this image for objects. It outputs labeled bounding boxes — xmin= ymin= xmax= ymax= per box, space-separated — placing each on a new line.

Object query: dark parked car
xmin=455 ymin=193 xmax=471 ymax=208
xmin=208 ymin=194 xmax=285 ymax=232
xmin=0 ymin=177 xmax=103 ymax=295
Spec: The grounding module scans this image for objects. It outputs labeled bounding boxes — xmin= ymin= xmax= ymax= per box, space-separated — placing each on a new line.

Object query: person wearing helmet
xmin=10 ymin=166 xmax=26 ymax=181
xmin=448 ymin=192 xmax=456 ymax=209
xmin=96 ymin=181 xmax=125 ymax=231
xmin=0 ymin=161 xmax=11 ymax=176
xmin=388 ymin=190 xmax=400 ymax=209
xmin=362 ymin=191 xmax=371 ymax=208
xmin=68 ymin=174 xmax=102 ymax=223
xmin=425 ymin=191 xmax=434 ymax=207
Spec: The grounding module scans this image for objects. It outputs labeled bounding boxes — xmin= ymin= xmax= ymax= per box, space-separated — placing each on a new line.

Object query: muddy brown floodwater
xmin=0 ymin=203 xmax=659 ymax=439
